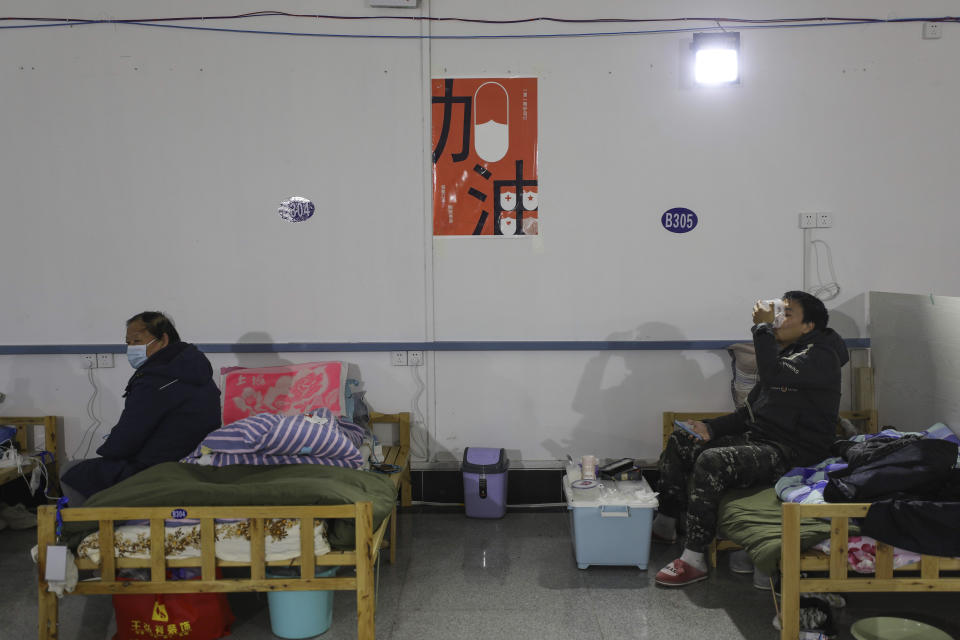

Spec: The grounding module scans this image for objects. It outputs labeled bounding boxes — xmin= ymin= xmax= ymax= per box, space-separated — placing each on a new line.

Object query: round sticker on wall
xmin=661 ymin=207 xmax=698 ymax=233
xmin=278 ymin=196 xmax=315 ymax=223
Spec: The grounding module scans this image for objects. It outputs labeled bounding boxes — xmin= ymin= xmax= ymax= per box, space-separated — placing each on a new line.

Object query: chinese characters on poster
xmin=432 ymin=77 xmax=538 ymax=236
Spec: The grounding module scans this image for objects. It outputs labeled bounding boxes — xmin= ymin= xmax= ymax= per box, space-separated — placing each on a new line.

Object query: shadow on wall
xmin=828 ymin=292 xmax=866 ymax=341
xmin=545 ymin=322 xmax=730 ymax=463
xmin=3 ymin=372 xmax=41 ymax=416
xmin=230 ymin=332 xmax=294 ymax=370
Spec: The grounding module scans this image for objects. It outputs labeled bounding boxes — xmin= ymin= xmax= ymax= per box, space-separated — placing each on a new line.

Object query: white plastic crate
xmin=564 ymin=476 xmax=658 ymax=570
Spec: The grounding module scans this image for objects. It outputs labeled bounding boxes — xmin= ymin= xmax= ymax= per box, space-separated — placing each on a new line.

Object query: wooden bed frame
xmin=661 ymin=410 xmax=960 ymax=640
xmin=780 ymin=502 xmax=960 ymax=640
xmin=36 ymin=410 xmax=411 ymax=640
xmin=0 ymin=416 xmax=59 ymax=495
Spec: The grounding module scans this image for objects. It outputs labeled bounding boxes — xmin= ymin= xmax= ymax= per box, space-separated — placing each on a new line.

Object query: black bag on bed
xmin=824 ymin=438 xmax=958 ymax=502
xmin=862 ymin=497 xmax=960 ymax=557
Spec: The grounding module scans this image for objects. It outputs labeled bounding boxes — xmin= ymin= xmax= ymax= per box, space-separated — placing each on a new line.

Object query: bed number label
xmin=171 ymin=508 xmax=188 ymax=519
xmin=45 ymin=545 xmax=68 ymax=582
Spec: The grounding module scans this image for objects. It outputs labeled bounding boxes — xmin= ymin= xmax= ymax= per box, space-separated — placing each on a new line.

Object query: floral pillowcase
xmin=220 ymin=361 xmax=346 ymax=426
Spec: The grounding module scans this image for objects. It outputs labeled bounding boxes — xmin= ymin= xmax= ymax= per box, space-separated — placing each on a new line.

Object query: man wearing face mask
xmin=61 ymin=311 xmax=221 ymax=504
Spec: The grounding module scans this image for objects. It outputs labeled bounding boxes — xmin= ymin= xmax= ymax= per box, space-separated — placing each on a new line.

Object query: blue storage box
xmin=564 ymin=477 xmax=658 ymax=570
xmin=266 ymin=566 xmax=338 ymax=638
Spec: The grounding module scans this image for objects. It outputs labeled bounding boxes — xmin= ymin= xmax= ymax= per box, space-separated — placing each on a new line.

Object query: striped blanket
xmin=181 ymin=409 xmax=366 ymax=468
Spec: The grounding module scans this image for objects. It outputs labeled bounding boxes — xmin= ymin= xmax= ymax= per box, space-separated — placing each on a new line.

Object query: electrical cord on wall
xmin=807 ymin=238 xmax=841 ymax=301
xmin=71 ymin=366 xmax=103 ymax=460
xmin=409 ymin=364 xmax=430 ymax=461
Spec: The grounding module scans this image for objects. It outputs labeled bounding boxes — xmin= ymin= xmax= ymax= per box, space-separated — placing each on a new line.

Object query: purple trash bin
xmin=461 ymin=447 xmax=509 ymax=518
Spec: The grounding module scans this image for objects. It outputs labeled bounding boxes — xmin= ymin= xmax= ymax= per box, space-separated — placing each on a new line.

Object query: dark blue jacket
xmin=63 ymin=342 xmax=221 ymax=498
xmin=706 ymin=325 xmax=849 ymax=467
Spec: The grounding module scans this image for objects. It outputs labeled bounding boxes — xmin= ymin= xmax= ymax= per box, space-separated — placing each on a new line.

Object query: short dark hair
xmin=126 ymin=311 xmax=181 ymax=343
xmin=782 ymin=291 xmax=828 ymax=331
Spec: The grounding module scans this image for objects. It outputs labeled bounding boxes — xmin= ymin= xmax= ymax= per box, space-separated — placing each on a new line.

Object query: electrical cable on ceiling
xmin=2 ymin=12 xmax=959 ymax=25
xmin=0 ymin=13 xmax=956 ymax=39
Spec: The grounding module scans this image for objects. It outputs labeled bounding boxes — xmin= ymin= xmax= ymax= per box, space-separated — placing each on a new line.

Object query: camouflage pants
xmin=657 ymin=431 xmax=789 ymax=552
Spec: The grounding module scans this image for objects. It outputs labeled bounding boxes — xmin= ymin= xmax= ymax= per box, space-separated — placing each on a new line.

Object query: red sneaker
xmin=655 ymin=558 xmax=708 ymax=587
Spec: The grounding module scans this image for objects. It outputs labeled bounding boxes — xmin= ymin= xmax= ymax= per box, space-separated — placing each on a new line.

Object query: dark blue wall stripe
xmin=0 ymin=338 xmax=871 ymax=355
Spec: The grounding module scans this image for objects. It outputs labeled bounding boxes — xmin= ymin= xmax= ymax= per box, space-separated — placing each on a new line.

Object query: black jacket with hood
xmin=705 ymin=323 xmax=849 ymax=467
xmin=63 ymin=341 xmax=221 ymax=498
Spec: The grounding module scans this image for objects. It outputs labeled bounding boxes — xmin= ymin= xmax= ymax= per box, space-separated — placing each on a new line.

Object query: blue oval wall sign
xmin=661 ymin=207 xmax=698 ymax=233
xmin=278 ymin=196 xmax=315 ymax=223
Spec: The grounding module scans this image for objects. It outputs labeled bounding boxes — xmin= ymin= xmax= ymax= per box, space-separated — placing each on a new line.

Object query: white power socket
xmin=923 ymin=22 xmax=942 ymax=39
xmin=97 ymin=353 xmax=115 ymax=368
xmin=80 ymin=354 xmax=97 ymax=369
xmin=390 ymin=350 xmax=425 ymax=366
xmin=799 ymin=212 xmax=834 ymax=228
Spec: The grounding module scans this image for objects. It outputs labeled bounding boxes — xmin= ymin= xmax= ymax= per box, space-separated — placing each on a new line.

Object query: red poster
xmin=432 ymin=77 xmax=538 ymax=236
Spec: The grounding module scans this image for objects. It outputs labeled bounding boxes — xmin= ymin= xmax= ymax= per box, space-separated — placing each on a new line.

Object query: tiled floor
xmin=4 ymin=511 xmax=959 ymax=639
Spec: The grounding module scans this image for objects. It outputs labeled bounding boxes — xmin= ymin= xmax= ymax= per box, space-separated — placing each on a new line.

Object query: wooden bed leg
xmin=780 ymin=503 xmax=801 ymax=640
xmin=36 ymin=505 xmax=59 ymax=640
xmin=356 ymin=501 xmax=375 ymax=640
xmin=38 ymin=586 xmax=58 ymax=640
xmin=389 ymin=506 xmax=397 ymax=565
xmin=399 ymin=413 xmax=412 ymax=508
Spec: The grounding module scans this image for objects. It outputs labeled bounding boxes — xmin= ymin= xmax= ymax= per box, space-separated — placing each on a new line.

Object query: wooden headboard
xmin=0 ymin=415 xmax=59 ymax=493
xmin=661 ymin=409 xmax=879 ymax=451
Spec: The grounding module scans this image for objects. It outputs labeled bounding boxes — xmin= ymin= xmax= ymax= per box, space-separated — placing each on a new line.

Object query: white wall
xmin=2 ymin=1 xmax=959 ymax=467
xmin=871 ymin=292 xmax=960 ymax=431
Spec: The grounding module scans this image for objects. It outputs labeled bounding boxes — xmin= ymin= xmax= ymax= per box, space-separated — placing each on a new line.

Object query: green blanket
xmin=717 ymin=486 xmax=859 ymax=574
xmin=64 ymin=462 xmax=398 ymax=550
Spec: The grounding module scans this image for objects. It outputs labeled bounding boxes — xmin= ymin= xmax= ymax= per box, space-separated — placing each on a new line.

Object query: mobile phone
xmin=674 ymin=419 xmax=703 ymax=440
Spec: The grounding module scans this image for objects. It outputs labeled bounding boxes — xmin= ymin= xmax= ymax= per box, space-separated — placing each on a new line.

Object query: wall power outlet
xmin=799 ymin=212 xmax=834 ymax=228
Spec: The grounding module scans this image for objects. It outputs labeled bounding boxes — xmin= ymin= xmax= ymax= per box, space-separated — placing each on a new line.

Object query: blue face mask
xmin=127 ymin=338 xmax=157 ymax=369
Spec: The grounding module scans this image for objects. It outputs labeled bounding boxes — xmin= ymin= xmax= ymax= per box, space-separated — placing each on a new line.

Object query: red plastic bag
xmin=112 ymin=589 xmax=234 ymax=639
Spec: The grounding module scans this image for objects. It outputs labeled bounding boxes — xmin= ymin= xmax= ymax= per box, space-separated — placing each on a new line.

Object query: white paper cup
xmin=581 ymin=455 xmax=597 ymax=480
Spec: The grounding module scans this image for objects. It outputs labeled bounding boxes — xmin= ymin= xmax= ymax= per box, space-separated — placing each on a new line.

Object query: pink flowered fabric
xmin=221 ymin=362 xmax=346 ymax=426
xmin=812 ymin=535 xmax=921 ymax=573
